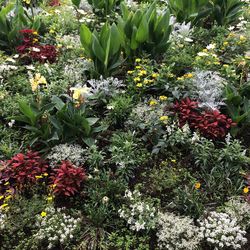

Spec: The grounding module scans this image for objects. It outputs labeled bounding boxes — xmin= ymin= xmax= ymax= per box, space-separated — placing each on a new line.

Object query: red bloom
xmin=0 ymin=151 xmax=48 ymax=190
xmin=173 ymin=98 xmax=236 ymax=140
xmin=50 ymin=161 xmax=87 ymax=197
xmin=49 ymin=0 xmax=60 ymax=6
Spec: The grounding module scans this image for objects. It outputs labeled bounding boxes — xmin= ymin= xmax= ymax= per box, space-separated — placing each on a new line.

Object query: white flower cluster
xmin=0 ymin=212 xmax=6 ymax=230
xmin=47 ymin=143 xmax=86 ymax=167
xmin=157 ymin=212 xmax=202 ymax=250
xmin=171 ymin=22 xmax=193 ymax=43
xmin=87 ymin=77 xmax=125 ymax=97
xmin=199 ymin=211 xmax=247 ymax=249
xmin=0 ymin=58 xmax=18 ymax=84
xmin=192 ymin=70 xmax=225 ymax=110
xmin=34 ymin=206 xmax=81 ymax=249
xmin=224 ymin=197 xmax=250 ymax=229
xmin=127 ymin=101 xmax=165 ymax=129
xmin=118 ymin=190 xmax=157 ymax=232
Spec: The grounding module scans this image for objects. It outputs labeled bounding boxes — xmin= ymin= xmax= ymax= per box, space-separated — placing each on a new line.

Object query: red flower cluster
xmin=49 ymin=0 xmax=60 ymax=6
xmin=50 ymin=161 xmax=87 ymax=197
xmin=16 ymin=29 xmax=57 ymax=63
xmin=0 ymin=151 xmax=48 ymax=190
xmin=173 ymin=98 xmax=235 ymax=140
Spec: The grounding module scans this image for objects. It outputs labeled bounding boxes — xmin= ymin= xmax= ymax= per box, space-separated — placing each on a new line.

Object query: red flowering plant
xmin=50 ymin=161 xmax=87 ymax=197
xmin=16 ymin=29 xmax=58 ymax=63
xmin=0 ymin=151 xmax=49 ymax=194
xmin=173 ymin=98 xmax=235 ymax=140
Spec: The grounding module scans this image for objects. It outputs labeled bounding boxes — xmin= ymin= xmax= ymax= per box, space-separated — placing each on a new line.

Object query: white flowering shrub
xmin=157 ymin=212 xmax=202 ymax=250
xmin=199 ymin=211 xmax=247 ymax=249
xmin=34 ymin=206 xmax=81 ymax=249
xmin=46 ymin=143 xmax=85 ymax=167
xmin=171 ymin=22 xmax=193 ymax=43
xmin=224 ymin=197 xmax=250 ymax=229
xmin=87 ymin=77 xmax=124 ymax=97
xmin=192 ymin=70 xmax=225 ymax=110
xmin=0 ymin=211 xmax=6 ymax=230
xmin=118 ymin=190 xmax=158 ymax=232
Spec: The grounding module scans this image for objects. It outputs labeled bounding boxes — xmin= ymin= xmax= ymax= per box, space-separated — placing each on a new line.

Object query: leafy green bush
xmin=80 ymin=23 xmax=123 ymax=77
xmin=87 ymin=0 xmax=122 ymax=15
xmin=12 ymin=96 xmax=102 ymax=149
xmin=118 ymin=2 xmax=172 ymax=58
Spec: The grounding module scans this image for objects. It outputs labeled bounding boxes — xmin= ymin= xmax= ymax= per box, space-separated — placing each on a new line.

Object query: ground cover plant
xmin=0 ymin=0 xmax=250 ymax=249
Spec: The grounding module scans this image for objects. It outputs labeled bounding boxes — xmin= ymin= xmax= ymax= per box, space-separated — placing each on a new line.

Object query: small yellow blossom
xmin=43 ymin=173 xmax=48 ymax=177
xmin=127 ymin=70 xmax=134 ymax=74
xmin=136 ymin=83 xmax=143 ymax=88
xmin=160 ymin=116 xmax=168 ymax=121
xmin=195 ymin=182 xmax=201 ymax=189
xmin=35 ymin=175 xmax=43 ymax=179
xmin=49 ymin=29 xmax=55 ymax=34
xmin=135 ymin=58 xmax=141 ymax=63
xmin=223 ymin=64 xmax=229 ymax=68
xmin=32 ymin=31 xmax=38 ymax=35
xmin=223 ymin=41 xmax=229 ymax=46
xmin=243 ymin=187 xmax=249 ymax=194
xmin=135 ymin=66 xmax=142 ymax=69
xmin=5 ymin=195 xmax=12 ymax=201
xmin=171 ymin=159 xmax=176 ymax=163
xmin=47 ymin=196 xmax=53 ymax=202
xmin=0 ymin=196 xmax=4 ymax=200
xmin=4 ymin=182 xmax=9 ymax=186
xmin=184 ymin=73 xmax=193 ymax=78
xmin=41 ymin=211 xmax=47 ymax=217
xmin=33 ymin=38 xmax=38 ymax=43
xmin=133 ymin=77 xmax=141 ymax=82
xmin=0 ymin=204 xmax=8 ymax=209
xmin=177 ymin=77 xmax=184 ymax=81
xmin=240 ymin=35 xmax=246 ymax=41
xmin=143 ymin=79 xmax=149 ymax=84
xmin=149 ymin=100 xmax=158 ymax=106
xmin=159 ymin=96 xmax=168 ymax=101
xmin=138 ymin=70 xmax=147 ymax=76
xmin=151 ymin=73 xmax=159 ymax=78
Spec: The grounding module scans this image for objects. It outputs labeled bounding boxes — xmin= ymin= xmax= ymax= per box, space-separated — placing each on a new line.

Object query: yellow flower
xmin=0 ymin=204 xmax=8 ymax=209
xmin=32 ymin=31 xmax=38 ymax=35
xmin=35 ymin=175 xmax=43 ymax=179
xmin=223 ymin=41 xmax=229 ymax=46
xmin=159 ymin=96 xmax=168 ymax=101
xmin=184 ymin=73 xmax=193 ymax=78
xmin=243 ymin=187 xmax=249 ymax=194
xmin=171 ymin=159 xmax=176 ymax=163
xmin=202 ymin=49 xmax=208 ymax=52
xmin=127 ymin=70 xmax=134 ymax=74
xmin=30 ymin=73 xmax=47 ymax=92
xmin=41 ymin=211 xmax=47 ymax=217
xmin=133 ymin=77 xmax=141 ymax=82
xmin=4 ymin=182 xmax=9 ymax=186
xmin=151 ymin=73 xmax=159 ymax=78
xmin=240 ymin=35 xmax=246 ymax=41
xmin=70 ymin=86 xmax=90 ymax=101
xmin=159 ymin=116 xmax=168 ymax=121
xmin=149 ymin=100 xmax=158 ymax=106
xmin=47 ymin=196 xmax=53 ymax=202
xmin=136 ymin=83 xmax=143 ymax=88
xmin=195 ymin=182 xmax=201 ymax=189
xmin=49 ymin=29 xmax=55 ymax=34
xmin=135 ymin=58 xmax=141 ymax=63
xmin=0 ymin=196 xmax=4 ymax=200
xmin=138 ymin=70 xmax=147 ymax=76
xmin=167 ymin=73 xmax=175 ymax=78
xmin=223 ymin=64 xmax=229 ymax=68
xmin=43 ymin=173 xmax=48 ymax=177
xmin=33 ymin=38 xmax=38 ymax=43
xmin=177 ymin=77 xmax=184 ymax=81
xmin=143 ymin=79 xmax=149 ymax=84
xmin=135 ymin=66 xmax=141 ymax=69
xmin=4 ymin=195 xmax=12 ymax=201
